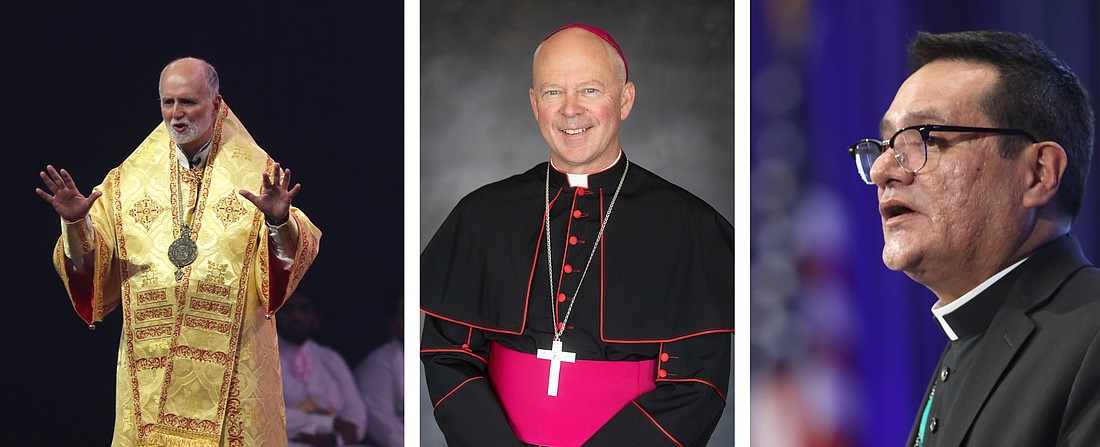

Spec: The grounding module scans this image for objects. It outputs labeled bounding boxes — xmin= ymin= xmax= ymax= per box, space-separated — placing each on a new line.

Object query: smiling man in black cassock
xmin=420 ymin=24 xmax=733 ymax=446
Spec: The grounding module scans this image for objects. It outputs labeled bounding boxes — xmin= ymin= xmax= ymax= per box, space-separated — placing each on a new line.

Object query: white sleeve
xmin=267 ymin=214 xmax=299 ymax=265
xmin=61 ymin=217 xmax=96 ymax=269
xmin=285 ymin=406 xmax=335 ymax=437
xmin=356 ymin=344 xmax=404 ymax=447
xmin=324 ymin=347 xmax=369 ymax=441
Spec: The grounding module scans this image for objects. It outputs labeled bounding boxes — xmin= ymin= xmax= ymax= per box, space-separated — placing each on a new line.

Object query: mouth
xmin=561 ymin=126 xmax=592 ymax=136
xmin=884 ymin=205 xmax=914 ymax=218
xmin=880 ymin=200 xmax=917 ymax=221
xmin=172 ymin=122 xmax=189 ymax=133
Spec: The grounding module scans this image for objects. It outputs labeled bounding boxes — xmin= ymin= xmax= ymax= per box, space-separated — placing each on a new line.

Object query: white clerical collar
xmin=550 ymin=150 xmax=623 ymax=189
xmin=931 ymin=256 xmax=1028 ymax=341
xmin=176 ymin=138 xmax=213 ymax=170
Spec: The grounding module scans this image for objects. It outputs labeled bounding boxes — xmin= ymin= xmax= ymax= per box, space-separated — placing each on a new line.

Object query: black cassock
xmin=421 ymin=156 xmax=733 ymax=446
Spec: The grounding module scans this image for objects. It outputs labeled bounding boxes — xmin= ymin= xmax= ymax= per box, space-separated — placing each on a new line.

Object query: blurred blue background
xmin=749 ymin=1 xmax=1100 ymax=446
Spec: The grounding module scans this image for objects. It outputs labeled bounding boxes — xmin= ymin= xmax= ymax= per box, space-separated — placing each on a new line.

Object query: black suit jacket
xmin=907 ymin=235 xmax=1100 ymax=446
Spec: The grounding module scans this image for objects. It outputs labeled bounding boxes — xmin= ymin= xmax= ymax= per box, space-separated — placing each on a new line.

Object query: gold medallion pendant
xmin=168 ymin=232 xmax=197 ymax=268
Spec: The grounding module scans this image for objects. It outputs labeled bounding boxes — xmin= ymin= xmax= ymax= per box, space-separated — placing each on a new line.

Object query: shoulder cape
xmin=421 ymin=159 xmax=733 ymax=342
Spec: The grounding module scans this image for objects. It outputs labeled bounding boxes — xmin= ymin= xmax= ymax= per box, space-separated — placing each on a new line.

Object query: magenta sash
xmin=488 ymin=341 xmax=657 ymax=446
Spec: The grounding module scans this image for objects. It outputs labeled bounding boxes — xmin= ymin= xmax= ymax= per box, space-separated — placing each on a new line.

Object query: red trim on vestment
xmin=555 ymin=189 xmax=581 ymax=325
xmin=526 ymin=188 xmax=566 ymax=334
xmin=603 ymin=328 xmax=736 ymax=344
xmin=427 ymin=166 xmax=736 ymax=342
xmin=419 ymin=348 xmax=487 ymax=365
xmin=420 ymin=309 xmax=524 ymax=335
xmin=657 ymin=378 xmax=727 ymax=403
xmin=423 ymin=187 xmax=567 ymax=335
xmin=267 ymin=224 xmax=293 ymax=313
xmin=580 ymin=179 xmax=734 ymax=343
xmin=632 ymin=400 xmax=684 ymax=447
xmin=599 ymin=188 xmax=607 ymax=342
xmin=65 ymin=257 xmax=96 ymax=326
xmin=593 ymin=183 xmax=734 ymax=342
xmin=433 ymin=376 xmax=485 ymax=409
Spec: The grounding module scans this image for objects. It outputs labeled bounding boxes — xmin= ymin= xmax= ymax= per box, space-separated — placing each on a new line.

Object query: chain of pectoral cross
xmin=537 ymin=161 xmax=629 ymax=396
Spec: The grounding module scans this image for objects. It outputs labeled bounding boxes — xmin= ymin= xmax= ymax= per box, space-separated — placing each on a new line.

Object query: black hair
xmin=909 ymin=30 xmax=1094 ymax=220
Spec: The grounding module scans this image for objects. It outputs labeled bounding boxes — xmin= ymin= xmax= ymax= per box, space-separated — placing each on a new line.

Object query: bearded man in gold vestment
xmin=35 ymin=57 xmax=322 ymax=447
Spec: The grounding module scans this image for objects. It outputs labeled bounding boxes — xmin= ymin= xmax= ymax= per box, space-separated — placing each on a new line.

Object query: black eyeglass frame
xmin=847 ymin=124 xmax=1040 ymax=184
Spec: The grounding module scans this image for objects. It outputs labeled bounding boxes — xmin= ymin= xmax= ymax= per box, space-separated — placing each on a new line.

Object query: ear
xmin=1021 ymin=141 xmax=1067 ymax=209
xmin=619 ymin=81 xmax=635 ymax=121
xmin=213 ymin=94 xmax=223 ymax=115
xmin=529 ymin=88 xmax=539 ymax=121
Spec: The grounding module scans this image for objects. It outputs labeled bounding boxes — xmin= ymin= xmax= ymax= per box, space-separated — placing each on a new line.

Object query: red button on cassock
xmin=576 ymin=187 xmax=585 ymax=196
xmin=557 ymin=293 xmax=567 ymax=302
xmin=573 ymin=210 xmax=582 ymax=218
xmin=658 ymin=369 xmax=668 ymax=378
xmin=569 ymin=236 xmax=578 ymax=245
xmin=660 ymin=353 xmax=670 ymax=362
xmin=563 ymin=264 xmax=573 ymax=273
xmin=461 ymin=343 xmax=470 ymax=350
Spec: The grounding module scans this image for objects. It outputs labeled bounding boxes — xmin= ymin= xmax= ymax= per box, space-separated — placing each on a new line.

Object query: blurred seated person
xmin=355 ymin=295 xmax=404 ymax=447
xmin=279 ymin=291 xmax=368 ymax=447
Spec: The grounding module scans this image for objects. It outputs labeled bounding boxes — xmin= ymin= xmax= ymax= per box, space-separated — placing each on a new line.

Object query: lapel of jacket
xmin=936 ymin=303 xmax=1033 ymax=446
xmin=937 ymin=235 xmax=1089 ymax=446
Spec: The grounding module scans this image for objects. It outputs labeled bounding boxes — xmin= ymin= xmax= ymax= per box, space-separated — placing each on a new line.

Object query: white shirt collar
xmin=549 ymin=149 xmax=623 ymax=189
xmin=931 ymin=257 xmax=1028 ymax=341
xmin=176 ymin=138 xmax=213 ymax=170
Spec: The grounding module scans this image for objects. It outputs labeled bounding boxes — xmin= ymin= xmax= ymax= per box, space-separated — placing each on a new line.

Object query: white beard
xmin=167 ymin=111 xmax=214 ymax=146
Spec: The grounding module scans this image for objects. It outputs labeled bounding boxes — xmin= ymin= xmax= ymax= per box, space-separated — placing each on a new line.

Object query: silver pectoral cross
xmin=536 ymin=339 xmax=576 ymax=396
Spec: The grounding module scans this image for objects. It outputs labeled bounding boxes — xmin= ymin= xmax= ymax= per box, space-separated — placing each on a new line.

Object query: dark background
xmin=2 ymin=2 xmax=403 ymax=444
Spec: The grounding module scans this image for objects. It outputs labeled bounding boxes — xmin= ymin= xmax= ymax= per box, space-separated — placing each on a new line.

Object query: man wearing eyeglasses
xmin=848 ymin=31 xmax=1100 ymax=446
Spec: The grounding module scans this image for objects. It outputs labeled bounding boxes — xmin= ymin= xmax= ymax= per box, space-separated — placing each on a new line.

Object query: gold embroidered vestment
xmin=52 ymin=103 xmax=321 ymax=447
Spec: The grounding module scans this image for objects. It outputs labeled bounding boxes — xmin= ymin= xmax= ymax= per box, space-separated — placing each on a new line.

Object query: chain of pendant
xmin=544 ymin=160 xmax=629 ymax=341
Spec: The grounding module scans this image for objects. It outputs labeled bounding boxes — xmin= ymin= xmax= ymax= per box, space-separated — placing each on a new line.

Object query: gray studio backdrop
xmin=419 ymin=1 xmax=733 ymax=445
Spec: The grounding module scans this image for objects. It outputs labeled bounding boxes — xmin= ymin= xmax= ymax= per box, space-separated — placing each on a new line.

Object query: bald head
xmin=533 ymin=27 xmax=627 ymax=87
xmin=159 ymin=57 xmax=219 ymax=100
xmin=159 ymin=57 xmax=222 ymax=154
xmin=528 ymin=26 xmax=636 ymax=174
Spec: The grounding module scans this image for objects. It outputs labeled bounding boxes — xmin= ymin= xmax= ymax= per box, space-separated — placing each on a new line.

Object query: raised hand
xmin=239 ymin=162 xmax=300 ymax=225
xmin=36 ymin=165 xmax=102 ymax=222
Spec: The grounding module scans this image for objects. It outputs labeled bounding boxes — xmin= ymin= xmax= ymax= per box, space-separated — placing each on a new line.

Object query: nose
xmin=869 ymin=148 xmax=914 ymax=187
xmin=561 ymin=92 xmax=583 ymax=116
xmin=162 ymin=102 xmax=183 ymax=120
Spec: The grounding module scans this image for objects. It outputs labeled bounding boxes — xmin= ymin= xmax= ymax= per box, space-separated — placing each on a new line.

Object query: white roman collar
xmin=931 ymin=256 xmax=1027 ymax=341
xmin=176 ymin=137 xmax=213 ymax=170
xmin=550 ymin=150 xmax=623 ymax=189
